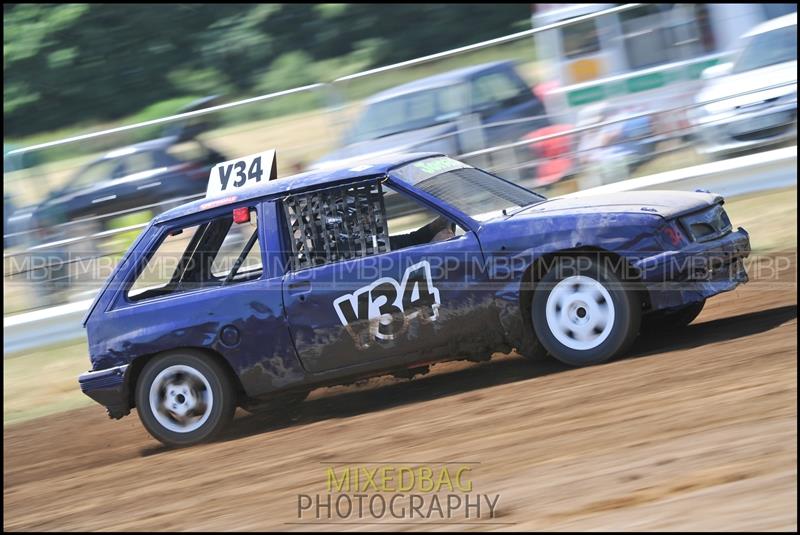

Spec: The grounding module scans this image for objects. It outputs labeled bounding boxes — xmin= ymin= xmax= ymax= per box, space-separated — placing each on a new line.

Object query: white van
xmin=532 ymin=4 xmax=796 ymax=125
xmin=691 ymin=12 xmax=797 ymax=156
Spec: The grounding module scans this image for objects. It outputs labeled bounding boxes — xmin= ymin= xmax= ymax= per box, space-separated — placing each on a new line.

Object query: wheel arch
xmin=519 ymin=246 xmax=649 ymax=331
xmin=126 ymin=347 xmax=246 ymax=409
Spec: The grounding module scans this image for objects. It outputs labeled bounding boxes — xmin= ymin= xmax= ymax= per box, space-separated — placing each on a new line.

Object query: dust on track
xmin=4 ymin=256 xmax=797 ymax=531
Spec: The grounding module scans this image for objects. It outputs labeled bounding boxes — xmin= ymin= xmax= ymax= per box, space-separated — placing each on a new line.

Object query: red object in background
xmin=232 ymin=206 xmax=251 ymax=224
xmin=533 ymin=80 xmax=559 ymax=104
xmin=173 ymin=161 xmax=206 ymax=181
xmin=663 ymin=225 xmax=684 ymax=247
xmin=525 ymin=124 xmax=574 ymax=186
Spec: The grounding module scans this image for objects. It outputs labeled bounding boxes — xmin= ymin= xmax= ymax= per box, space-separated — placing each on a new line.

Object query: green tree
xmin=3 ymin=3 xmax=530 ymax=137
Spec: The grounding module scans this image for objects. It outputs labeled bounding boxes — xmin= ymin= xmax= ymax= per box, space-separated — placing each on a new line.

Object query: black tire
xmin=643 ymin=299 xmax=705 ymax=331
xmin=531 ymin=256 xmax=641 ymax=366
xmin=135 ymin=350 xmax=236 ymax=447
xmin=516 ymin=315 xmax=549 ymax=363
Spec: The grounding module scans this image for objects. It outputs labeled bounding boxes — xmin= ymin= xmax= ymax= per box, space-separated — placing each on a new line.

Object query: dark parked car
xmin=313 ymin=61 xmax=574 ymax=185
xmin=29 ymin=136 xmax=225 ymax=233
xmin=7 ymin=97 xmax=227 ymax=303
xmin=14 ymin=97 xmax=226 ymax=243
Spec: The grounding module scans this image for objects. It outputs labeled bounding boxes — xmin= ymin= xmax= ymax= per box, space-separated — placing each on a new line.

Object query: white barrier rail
xmin=3 ymin=145 xmax=796 ymax=355
xmin=6 ymin=83 xmax=795 ymax=251
xmin=563 ymin=145 xmax=797 ymax=199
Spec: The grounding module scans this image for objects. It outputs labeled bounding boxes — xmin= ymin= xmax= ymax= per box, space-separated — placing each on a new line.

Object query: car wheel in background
xmin=136 ymin=351 xmax=236 ymax=447
xmin=532 ymin=256 xmax=641 ymax=366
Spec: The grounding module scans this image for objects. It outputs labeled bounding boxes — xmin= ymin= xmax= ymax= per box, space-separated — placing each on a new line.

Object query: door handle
xmin=288 ymin=280 xmax=312 ymax=295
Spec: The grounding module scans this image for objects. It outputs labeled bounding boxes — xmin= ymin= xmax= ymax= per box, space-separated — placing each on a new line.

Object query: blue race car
xmin=79 ymin=151 xmax=750 ymax=446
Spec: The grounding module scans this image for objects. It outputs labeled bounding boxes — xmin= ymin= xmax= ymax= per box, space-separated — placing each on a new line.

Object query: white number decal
xmin=333 ymin=261 xmax=441 ymax=349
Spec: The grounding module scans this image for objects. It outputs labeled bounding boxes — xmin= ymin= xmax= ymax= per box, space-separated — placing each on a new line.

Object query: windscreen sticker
xmin=412 ymin=157 xmax=470 ymax=175
xmin=393 ymin=156 xmax=472 ymax=184
xmin=333 ymin=260 xmax=441 ymax=349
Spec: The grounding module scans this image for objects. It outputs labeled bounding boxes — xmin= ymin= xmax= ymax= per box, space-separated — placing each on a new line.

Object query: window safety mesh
xmin=283 ymin=181 xmax=390 ymax=270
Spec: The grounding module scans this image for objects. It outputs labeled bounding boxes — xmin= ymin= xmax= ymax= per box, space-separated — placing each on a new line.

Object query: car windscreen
xmin=392 ymin=157 xmax=545 ymax=221
xmin=733 ymin=25 xmax=797 ymax=74
xmin=347 ymin=84 xmax=469 ymax=143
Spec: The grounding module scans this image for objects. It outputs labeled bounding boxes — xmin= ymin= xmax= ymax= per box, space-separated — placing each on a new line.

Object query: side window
xmin=406 ymin=91 xmax=437 ymax=123
xmin=281 ymin=180 xmax=463 ymax=271
xmin=128 ymin=223 xmax=203 ymax=300
xmin=619 ymin=5 xmax=704 ymax=69
xmin=167 ymin=141 xmax=210 ymax=164
xmin=471 ymin=71 xmax=530 ymax=110
xmin=119 ymin=151 xmax=157 ymax=176
xmin=69 ymin=160 xmax=116 ymax=191
xmin=211 ymin=214 xmax=262 ymax=278
xmin=561 ymin=19 xmax=602 ymax=59
xmin=383 ymin=185 xmax=464 ymax=251
xmin=127 ymin=207 xmax=261 ymax=302
xmin=283 ymin=181 xmax=390 ymax=270
xmin=436 ymin=83 xmax=469 ymax=118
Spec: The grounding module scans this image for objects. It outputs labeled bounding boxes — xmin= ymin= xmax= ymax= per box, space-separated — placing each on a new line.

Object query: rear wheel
xmin=532 ymin=256 xmax=641 ymax=366
xmin=136 ymin=351 xmax=236 ymax=447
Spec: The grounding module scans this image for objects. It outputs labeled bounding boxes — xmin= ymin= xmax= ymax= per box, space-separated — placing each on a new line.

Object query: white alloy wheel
xmin=148 ymin=364 xmax=214 ymax=433
xmin=545 ymin=275 xmax=615 ymax=351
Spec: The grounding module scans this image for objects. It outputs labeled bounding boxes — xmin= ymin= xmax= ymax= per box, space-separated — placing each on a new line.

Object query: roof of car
xmin=744 ymin=12 xmax=796 ymax=37
xmin=153 ymin=151 xmax=442 ymax=223
xmin=98 ymin=136 xmax=177 ymax=160
xmin=367 ymin=60 xmax=514 ymax=103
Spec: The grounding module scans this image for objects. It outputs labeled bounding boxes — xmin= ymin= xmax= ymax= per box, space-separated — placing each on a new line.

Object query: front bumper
xmin=78 ymin=364 xmax=130 ymax=419
xmin=693 ymin=105 xmax=797 ymax=156
xmin=634 ymin=227 xmax=751 ymax=312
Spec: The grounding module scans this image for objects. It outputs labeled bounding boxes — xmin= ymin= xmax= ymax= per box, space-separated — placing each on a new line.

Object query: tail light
xmin=232 ymin=206 xmax=251 ymax=224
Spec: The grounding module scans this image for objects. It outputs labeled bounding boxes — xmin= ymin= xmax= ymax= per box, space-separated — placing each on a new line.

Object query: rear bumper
xmin=78 ymin=364 xmax=130 ymax=419
xmin=634 ymin=227 xmax=751 ymax=312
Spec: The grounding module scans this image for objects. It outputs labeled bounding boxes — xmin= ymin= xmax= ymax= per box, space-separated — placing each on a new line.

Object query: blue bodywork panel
xmin=79 ymin=152 xmax=751 ymax=418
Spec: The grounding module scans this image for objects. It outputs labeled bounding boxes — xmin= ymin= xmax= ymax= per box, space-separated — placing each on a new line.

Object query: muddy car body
xmin=79 ymin=152 xmax=751 ymax=446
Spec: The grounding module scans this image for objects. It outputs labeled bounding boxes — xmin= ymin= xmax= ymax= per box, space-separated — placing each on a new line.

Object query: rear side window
xmin=167 ymin=141 xmax=210 ymax=164
xmin=120 ymin=151 xmax=158 ymax=175
xmin=69 ymin=160 xmax=116 ymax=191
xmin=471 ymin=71 xmax=532 ymax=110
xmin=127 ymin=207 xmax=261 ymax=302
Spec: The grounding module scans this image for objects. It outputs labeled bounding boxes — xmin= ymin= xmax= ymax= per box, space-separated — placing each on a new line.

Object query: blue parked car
xmin=312 ymin=61 xmax=574 ymax=184
xmin=79 ymin=152 xmax=751 ymax=446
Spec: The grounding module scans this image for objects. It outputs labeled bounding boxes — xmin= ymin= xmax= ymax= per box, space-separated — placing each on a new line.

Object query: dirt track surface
xmin=4 ymin=257 xmax=797 ymax=531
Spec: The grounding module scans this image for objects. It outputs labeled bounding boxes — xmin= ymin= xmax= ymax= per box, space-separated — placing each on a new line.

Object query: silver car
xmin=691 ymin=13 xmax=797 ymax=157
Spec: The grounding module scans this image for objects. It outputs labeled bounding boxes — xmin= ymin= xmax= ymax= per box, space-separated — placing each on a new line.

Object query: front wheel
xmin=135 ymin=351 xmax=236 ymax=447
xmin=532 ymin=256 xmax=641 ymax=366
